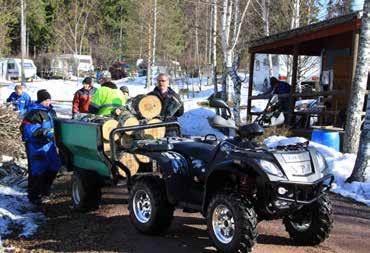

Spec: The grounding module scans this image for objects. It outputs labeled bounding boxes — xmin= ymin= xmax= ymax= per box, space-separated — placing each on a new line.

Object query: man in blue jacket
xmin=21 ymin=89 xmax=61 ymax=205
xmin=6 ymin=85 xmax=31 ymax=114
xmin=259 ymin=77 xmax=291 ymax=112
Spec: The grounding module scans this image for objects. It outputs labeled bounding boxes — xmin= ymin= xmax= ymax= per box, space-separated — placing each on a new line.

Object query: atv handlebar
xmin=109 ymin=121 xmax=181 ymax=161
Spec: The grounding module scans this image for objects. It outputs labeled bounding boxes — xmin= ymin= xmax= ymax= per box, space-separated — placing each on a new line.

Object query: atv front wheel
xmin=128 ymin=177 xmax=174 ymax=234
xmin=71 ymin=172 xmax=101 ymax=212
xmin=283 ymin=194 xmax=333 ymax=245
xmin=207 ymin=192 xmax=258 ymax=253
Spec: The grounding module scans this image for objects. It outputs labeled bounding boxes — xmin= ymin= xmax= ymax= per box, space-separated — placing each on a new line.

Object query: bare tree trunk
xmin=344 ymin=0 xmax=370 ymax=155
xmin=146 ymin=0 xmax=153 ymax=88
xmin=347 ymin=129 xmax=369 ymax=183
xmin=20 ymin=0 xmax=26 ymax=86
xmin=195 ymin=0 xmax=200 ymax=77
xmin=119 ymin=5 xmax=123 ymax=60
xmin=262 ymin=0 xmax=273 ymax=77
xmin=212 ymin=0 xmax=218 ymax=97
xmin=152 ymin=0 xmax=157 ymax=65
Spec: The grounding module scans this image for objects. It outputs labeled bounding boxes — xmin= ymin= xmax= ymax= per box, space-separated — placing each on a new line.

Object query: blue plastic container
xmin=311 ymin=129 xmax=340 ymax=151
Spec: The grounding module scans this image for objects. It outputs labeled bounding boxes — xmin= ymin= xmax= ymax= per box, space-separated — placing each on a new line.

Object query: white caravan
xmin=0 ymin=58 xmax=37 ymax=81
xmin=253 ymin=54 xmax=320 ymax=92
xmin=51 ymin=54 xmax=94 ymax=78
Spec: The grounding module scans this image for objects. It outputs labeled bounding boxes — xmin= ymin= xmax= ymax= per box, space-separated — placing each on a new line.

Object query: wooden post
xmin=289 ymin=46 xmax=299 ymax=125
xmin=247 ymin=52 xmax=255 ymax=122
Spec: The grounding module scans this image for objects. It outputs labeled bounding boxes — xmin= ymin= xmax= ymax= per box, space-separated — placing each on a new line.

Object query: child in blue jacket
xmin=21 ymin=89 xmax=61 ymax=205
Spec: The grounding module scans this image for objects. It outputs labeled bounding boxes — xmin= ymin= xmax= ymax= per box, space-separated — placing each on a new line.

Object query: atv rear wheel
xmin=128 ymin=177 xmax=174 ymax=234
xmin=71 ymin=172 xmax=101 ymax=212
xmin=207 ymin=192 xmax=258 ymax=253
xmin=283 ymin=194 xmax=333 ymax=245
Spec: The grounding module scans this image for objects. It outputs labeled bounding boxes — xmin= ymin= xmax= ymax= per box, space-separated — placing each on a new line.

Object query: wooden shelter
xmin=247 ymin=12 xmax=365 ymax=136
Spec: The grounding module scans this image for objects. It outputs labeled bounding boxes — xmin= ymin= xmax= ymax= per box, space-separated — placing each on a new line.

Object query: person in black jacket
xmin=149 ymin=73 xmax=184 ymax=120
xmin=148 ymin=73 xmax=184 ymax=136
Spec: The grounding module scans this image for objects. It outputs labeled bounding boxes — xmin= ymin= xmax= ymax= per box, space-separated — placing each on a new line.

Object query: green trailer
xmin=54 ymin=118 xmax=180 ymax=211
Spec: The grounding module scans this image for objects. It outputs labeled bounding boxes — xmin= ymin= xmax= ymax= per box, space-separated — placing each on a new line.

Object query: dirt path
xmin=6 ymin=174 xmax=370 ymax=253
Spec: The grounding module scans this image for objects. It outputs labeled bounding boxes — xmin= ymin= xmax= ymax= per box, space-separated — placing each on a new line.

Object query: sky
xmin=318 ymin=0 xmax=365 ymax=21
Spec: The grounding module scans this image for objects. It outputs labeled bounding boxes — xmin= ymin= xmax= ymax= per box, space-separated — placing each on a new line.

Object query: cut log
xmin=120 ymin=134 xmax=135 ymax=149
xmin=132 ymin=94 xmax=162 ymax=119
xmin=102 ymin=119 xmax=119 ymax=141
xmin=143 ymin=118 xmax=166 ymax=139
xmin=117 ymin=112 xmax=140 ymax=135
xmin=118 ymin=152 xmax=139 ymax=176
xmin=103 ymin=141 xmax=111 ymax=152
xmin=135 ymin=154 xmax=151 ymax=163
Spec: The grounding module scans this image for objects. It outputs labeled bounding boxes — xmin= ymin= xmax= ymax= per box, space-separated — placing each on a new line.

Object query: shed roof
xmin=248 ymin=12 xmax=362 ymax=56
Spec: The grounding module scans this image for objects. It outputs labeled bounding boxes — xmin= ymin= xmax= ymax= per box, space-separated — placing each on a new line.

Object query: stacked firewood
xmin=82 ymin=94 xmax=166 ymax=177
xmin=0 ymin=104 xmax=26 ymax=160
xmin=0 ymin=159 xmax=28 ymax=188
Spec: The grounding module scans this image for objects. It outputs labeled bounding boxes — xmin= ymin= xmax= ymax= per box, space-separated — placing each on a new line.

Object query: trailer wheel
xmin=128 ymin=177 xmax=174 ymax=234
xmin=207 ymin=192 xmax=258 ymax=253
xmin=283 ymin=194 xmax=333 ymax=245
xmin=71 ymin=172 xmax=101 ymax=212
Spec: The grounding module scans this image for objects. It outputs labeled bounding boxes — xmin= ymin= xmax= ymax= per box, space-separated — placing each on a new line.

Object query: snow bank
xmin=0 ymin=183 xmax=44 ymax=237
xmin=265 ymin=136 xmax=370 ymax=206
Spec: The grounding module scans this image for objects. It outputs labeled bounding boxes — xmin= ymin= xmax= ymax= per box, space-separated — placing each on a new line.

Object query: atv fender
xmin=141 ymin=151 xmax=190 ymax=205
xmin=202 ymin=160 xmax=257 ymax=213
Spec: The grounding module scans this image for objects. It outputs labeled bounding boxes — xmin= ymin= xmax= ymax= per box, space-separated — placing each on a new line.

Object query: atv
xmin=125 ymin=98 xmax=334 ymax=252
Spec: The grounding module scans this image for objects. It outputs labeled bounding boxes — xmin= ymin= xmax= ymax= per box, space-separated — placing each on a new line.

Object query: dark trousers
xmin=28 ymin=170 xmax=57 ymax=201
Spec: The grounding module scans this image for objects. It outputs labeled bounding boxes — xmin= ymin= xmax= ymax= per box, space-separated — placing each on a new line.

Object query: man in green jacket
xmin=88 ymin=81 xmax=127 ymax=116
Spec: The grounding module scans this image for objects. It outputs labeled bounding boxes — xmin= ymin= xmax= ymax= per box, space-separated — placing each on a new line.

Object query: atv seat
xmin=238 ymin=123 xmax=264 ymax=139
xmin=172 ymin=141 xmax=217 ymax=164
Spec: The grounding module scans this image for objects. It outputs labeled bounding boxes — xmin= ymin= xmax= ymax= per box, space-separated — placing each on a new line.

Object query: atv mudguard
xmin=142 ymin=151 xmax=190 ymax=205
xmin=201 ymin=159 xmax=268 ymax=213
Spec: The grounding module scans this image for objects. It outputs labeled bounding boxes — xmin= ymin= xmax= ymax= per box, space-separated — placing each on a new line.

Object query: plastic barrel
xmin=311 ymin=129 xmax=340 ymax=151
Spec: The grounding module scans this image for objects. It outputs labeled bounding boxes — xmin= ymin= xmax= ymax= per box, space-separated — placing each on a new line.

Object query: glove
xmin=43 ymin=129 xmax=55 ymax=142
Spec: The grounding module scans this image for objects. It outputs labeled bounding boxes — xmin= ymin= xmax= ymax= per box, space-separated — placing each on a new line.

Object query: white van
xmin=253 ymin=54 xmax=320 ymax=92
xmin=0 ymin=58 xmax=37 ymax=81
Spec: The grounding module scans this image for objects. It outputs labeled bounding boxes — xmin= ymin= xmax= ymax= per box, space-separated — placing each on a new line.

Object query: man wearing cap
xmin=72 ymin=77 xmax=97 ymax=118
xmin=21 ymin=89 xmax=61 ymax=205
xmin=6 ymin=85 xmax=31 ymax=114
xmin=120 ymin=85 xmax=130 ymax=100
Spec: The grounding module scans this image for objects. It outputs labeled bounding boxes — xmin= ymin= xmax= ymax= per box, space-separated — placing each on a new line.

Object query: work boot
xmin=41 ymin=170 xmax=58 ymax=197
xmin=29 ymin=197 xmax=42 ymax=206
xmin=28 ymin=174 xmax=43 ymax=203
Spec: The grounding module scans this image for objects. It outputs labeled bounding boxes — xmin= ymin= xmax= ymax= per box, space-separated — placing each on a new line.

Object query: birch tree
xmin=344 ymin=0 xmax=370 ymax=157
xmin=211 ymin=0 xmax=218 ymax=95
xmin=53 ymin=0 xmax=95 ymax=55
xmin=219 ymin=0 xmax=251 ymax=125
xmin=258 ymin=0 xmax=273 ymax=77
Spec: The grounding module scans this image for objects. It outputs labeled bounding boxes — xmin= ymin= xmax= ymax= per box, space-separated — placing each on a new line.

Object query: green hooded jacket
xmin=90 ymin=86 xmax=127 ymax=116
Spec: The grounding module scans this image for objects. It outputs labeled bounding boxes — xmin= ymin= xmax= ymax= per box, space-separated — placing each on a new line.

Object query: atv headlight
xmin=316 ymin=152 xmax=327 ymax=172
xmin=257 ymin=160 xmax=284 ymax=177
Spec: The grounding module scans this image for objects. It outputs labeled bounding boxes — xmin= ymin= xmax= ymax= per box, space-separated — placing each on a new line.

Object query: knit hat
xmin=37 ymin=89 xmax=51 ymax=103
xmin=82 ymin=77 xmax=92 ymax=84
xmin=120 ymin=86 xmax=129 ymax=94
xmin=101 ymin=81 xmax=117 ymax=89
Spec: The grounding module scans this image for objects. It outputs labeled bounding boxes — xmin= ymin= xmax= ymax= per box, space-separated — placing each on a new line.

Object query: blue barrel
xmin=311 ymin=129 xmax=340 ymax=151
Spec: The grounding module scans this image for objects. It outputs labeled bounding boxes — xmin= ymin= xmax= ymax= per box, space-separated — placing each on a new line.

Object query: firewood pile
xmin=0 ymin=156 xmax=28 ymax=188
xmin=0 ymin=104 xmax=26 ymax=160
xmin=76 ymin=94 xmax=167 ymax=177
